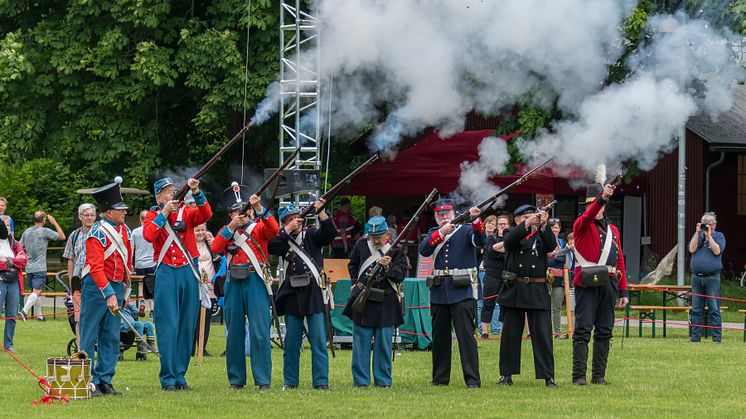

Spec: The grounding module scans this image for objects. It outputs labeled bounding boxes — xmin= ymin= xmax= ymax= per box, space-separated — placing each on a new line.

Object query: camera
xmin=699 ymin=223 xmax=709 ymax=232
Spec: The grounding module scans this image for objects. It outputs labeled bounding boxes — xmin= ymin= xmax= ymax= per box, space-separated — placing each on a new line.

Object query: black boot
xmin=572 ymin=340 xmax=589 ymax=385
xmin=147 ymin=336 xmax=157 ymax=354
xmin=591 ymin=339 xmax=611 ymax=385
xmin=137 ymin=339 xmax=148 ymax=354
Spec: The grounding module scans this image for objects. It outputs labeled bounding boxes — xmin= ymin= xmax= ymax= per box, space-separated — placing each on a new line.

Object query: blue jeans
xmin=121 ymin=321 xmax=155 ymax=337
xmin=0 ymin=281 xmax=20 ymax=349
xmin=475 ymin=272 xmax=484 ymax=329
xmin=690 ymin=273 xmax=721 ymax=341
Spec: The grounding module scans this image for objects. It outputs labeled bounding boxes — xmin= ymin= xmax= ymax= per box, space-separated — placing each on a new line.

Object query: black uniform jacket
xmin=497 ymin=222 xmax=557 ymax=310
xmin=268 ymin=217 xmax=337 ymax=317
xmin=342 ymin=238 xmax=406 ymax=328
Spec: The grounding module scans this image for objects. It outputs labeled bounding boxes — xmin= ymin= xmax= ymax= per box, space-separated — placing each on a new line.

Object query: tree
xmin=0 ymin=0 xmax=280 ymax=232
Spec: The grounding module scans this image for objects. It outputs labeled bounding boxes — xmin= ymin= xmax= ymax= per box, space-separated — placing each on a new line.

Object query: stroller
xmin=56 ymin=271 xmax=146 ymax=360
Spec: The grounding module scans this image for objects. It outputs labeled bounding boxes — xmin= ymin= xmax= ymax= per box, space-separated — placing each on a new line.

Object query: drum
xmin=45 ymin=354 xmax=92 ymax=400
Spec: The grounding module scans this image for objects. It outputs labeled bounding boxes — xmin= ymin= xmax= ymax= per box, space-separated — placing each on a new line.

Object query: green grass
xmin=2 ymin=317 xmax=746 ymax=418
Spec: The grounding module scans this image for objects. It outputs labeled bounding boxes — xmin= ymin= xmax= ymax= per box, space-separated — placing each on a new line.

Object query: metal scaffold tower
xmin=278 ymin=0 xmax=321 ymax=207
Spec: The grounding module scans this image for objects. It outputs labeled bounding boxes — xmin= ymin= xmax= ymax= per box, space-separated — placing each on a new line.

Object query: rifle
xmin=608 ymin=172 xmax=623 ymax=187
xmin=297 ymin=154 xmax=379 ymax=219
xmin=238 ymin=147 xmax=300 ymax=216
xmin=174 ymin=121 xmax=256 ymax=201
xmin=540 ymin=200 xmax=558 ymax=212
xmin=450 ymin=158 xmax=553 ymax=225
xmin=352 ymin=188 xmax=438 ymax=313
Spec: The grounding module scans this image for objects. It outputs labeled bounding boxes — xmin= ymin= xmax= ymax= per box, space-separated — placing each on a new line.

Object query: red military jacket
xmin=572 ymin=195 xmax=628 ymax=296
xmin=85 ymin=217 xmax=133 ymax=298
xmin=211 ymin=213 xmax=279 ymax=265
xmin=143 ymin=191 xmax=212 ymax=267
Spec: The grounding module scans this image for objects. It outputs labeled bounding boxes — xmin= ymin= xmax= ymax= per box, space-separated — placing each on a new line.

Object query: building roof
xmin=686 ymin=84 xmax=746 ymax=151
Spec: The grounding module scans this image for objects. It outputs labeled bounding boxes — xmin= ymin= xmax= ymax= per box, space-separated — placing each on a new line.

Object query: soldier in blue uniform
xmin=211 ymin=183 xmax=279 ymax=390
xmin=497 ymin=204 xmax=557 ymax=387
xmin=343 ymin=216 xmax=407 ymax=388
xmin=79 ymin=179 xmax=132 ymax=397
xmin=418 ymin=199 xmax=484 ymax=388
xmin=268 ymin=199 xmax=337 ymax=390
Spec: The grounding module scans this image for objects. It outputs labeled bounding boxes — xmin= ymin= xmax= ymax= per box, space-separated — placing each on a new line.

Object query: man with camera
xmin=688 ymin=212 xmax=725 ymax=343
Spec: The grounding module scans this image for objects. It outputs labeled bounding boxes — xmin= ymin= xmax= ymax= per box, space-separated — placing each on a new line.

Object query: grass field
xmin=1 ymin=315 xmax=745 ymax=418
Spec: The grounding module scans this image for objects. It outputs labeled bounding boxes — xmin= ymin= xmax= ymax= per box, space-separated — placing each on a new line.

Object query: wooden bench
xmin=740 ymin=310 xmax=746 ymax=342
xmin=626 ymin=305 xmax=690 ymax=338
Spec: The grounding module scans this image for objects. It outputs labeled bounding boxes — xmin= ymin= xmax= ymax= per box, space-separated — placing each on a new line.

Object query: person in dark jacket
xmin=418 ymin=199 xmax=484 ymax=388
xmin=497 ymin=204 xmax=557 ymax=387
xmin=481 ymin=214 xmax=509 ymax=338
xmin=268 ymin=199 xmax=337 ymax=390
xmin=343 ymin=216 xmax=407 ymax=388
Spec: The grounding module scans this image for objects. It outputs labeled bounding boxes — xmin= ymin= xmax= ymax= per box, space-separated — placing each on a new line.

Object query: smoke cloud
xmin=296 ymin=1 xmax=745 ymax=200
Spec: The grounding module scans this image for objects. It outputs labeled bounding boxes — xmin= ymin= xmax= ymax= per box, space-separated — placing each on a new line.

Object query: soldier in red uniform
xmin=571 ymin=183 xmax=629 ymax=385
xmin=143 ymin=177 xmax=212 ymax=391
xmin=211 ymin=183 xmax=279 ymax=390
xmin=79 ymin=178 xmax=133 ymax=397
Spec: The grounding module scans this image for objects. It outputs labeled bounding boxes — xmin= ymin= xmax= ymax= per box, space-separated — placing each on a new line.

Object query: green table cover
xmin=331 ymin=278 xmax=432 ymax=349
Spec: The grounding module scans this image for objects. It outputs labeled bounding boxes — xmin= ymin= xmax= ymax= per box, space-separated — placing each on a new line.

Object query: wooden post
xmin=563 ymin=267 xmax=573 ymax=339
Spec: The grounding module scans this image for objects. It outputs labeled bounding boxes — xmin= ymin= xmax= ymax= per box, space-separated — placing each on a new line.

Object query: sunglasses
xmin=549 ymin=218 xmax=561 ymax=223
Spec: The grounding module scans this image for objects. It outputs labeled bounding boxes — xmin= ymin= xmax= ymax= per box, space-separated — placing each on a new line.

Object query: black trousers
xmin=431 ymin=300 xmax=480 ymax=387
xmin=499 ymin=307 xmax=554 ymax=379
xmin=573 ymin=285 xmax=616 ymax=343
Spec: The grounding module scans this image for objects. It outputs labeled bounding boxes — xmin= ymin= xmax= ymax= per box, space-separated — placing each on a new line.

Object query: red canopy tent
xmin=345 ymin=130 xmax=575 ymax=196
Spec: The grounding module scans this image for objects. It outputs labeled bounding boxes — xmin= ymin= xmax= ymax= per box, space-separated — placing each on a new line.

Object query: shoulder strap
xmin=357 ymin=240 xmax=391 ymax=281
xmin=573 ymin=225 xmax=613 ymax=267
xmin=286 ymin=231 xmax=322 ymax=283
xmin=432 ymin=225 xmax=462 ymax=263
xmin=98 ymin=222 xmax=131 ymax=275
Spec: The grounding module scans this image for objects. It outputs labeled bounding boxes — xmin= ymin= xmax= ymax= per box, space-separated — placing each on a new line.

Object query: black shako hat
xmin=222 ymin=182 xmax=251 ymax=212
xmin=585 ymin=183 xmax=603 ymax=204
xmin=91 ymin=177 xmax=128 ymax=211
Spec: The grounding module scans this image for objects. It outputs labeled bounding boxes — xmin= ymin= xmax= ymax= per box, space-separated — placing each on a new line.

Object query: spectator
xmin=120 ymin=302 xmax=156 ymax=355
xmin=0 ymin=216 xmax=27 ymax=352
xmin=476 ymin=215 xmax=497 ymax=334
xmin=564 ymin=233 xmax=576 ymax=329
xmin=387 ymin=215 xmax=398 ymax=242
xmin=19 ymin=211 xmax=65 ymax=321
xmin=63 ymin=203 xmax=97 ymax=341
xmin=481 ymin=214 xmax=509 ymax=338
xmin=547 ymin=219 xmax=567 ymax=338
xmin=193 ymin=223 xmax=222 ymax=357
xmin=0 ymin=197 xmax=14 ymax=236
xmin=332 ymin=198 xmax=359 ymax=258
xmin=132 ymin=210 xmax=156 ymax=317
xmin=688 ymin=212 xmax=726 ymax=343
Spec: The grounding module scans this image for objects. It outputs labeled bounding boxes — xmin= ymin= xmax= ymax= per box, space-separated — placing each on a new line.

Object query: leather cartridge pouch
xmin=230 ymin=264 xmax=252 ymax=281
xmin=580 ymin=265 xmax=611 ymax=288
xmin=501 ymin=271 xmax=517 ymax=282
xmin=451 ymin=274 xmax=472 ymax=289
xmin=289 ymin=272 xmax=311 ymax=288
xmin=426 ymin=275 xmax=442 ymax=288
xmin=367 ymin=287 xmax=385 ymax=303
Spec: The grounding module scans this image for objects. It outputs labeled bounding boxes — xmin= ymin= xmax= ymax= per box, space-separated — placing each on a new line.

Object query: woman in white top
xmin=0 ymin=215 xmax=27 ymax=352
xmin=193 ymin=223 xmax=221 ymax=357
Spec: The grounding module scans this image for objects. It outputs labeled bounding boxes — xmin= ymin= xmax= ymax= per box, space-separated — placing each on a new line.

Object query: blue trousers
xmin=284 ymin=312 xmax=328 ymax=387
xmin=0 ymin=281 xmax=20 ymax=349
xmin=224 ymin=272 xmax=271 ymax=386
xmin=352 ymin=324 xmax=394 ymax=387
xmin=691 ymin=273 xmax=722 ymax=341
xmin=154 ymin=263 xmax=200 ymax=388
xmin=121 ymin=321 xmax=155 ymax=337
xmin=79 ymin=276 xmax=124 ymax=385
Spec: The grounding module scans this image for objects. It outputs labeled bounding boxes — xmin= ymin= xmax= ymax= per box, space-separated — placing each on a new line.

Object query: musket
xmin=322 ymin=273 xmax=336 ymax=358
xmin=540 ymin=200 xmax=558 ymax=212
xmin=112 ymin=307 xmax=160 ymax=357
xmin=352 ymin=188 xmax=438 ymax=313
xmin=608 ymin=172 xmax=623 ymax=187
xmin=197 ymin=271 xmax=208 ymax=366
xmin=297 ymin=154 xmax=379 ymax=219
xmin=174 ymin=121 xmax=256 ymax=201
xmin=450 ymin=158 xmax=554 ymax=225
xmin=238 ymin=148 xmax=300 ymax=216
